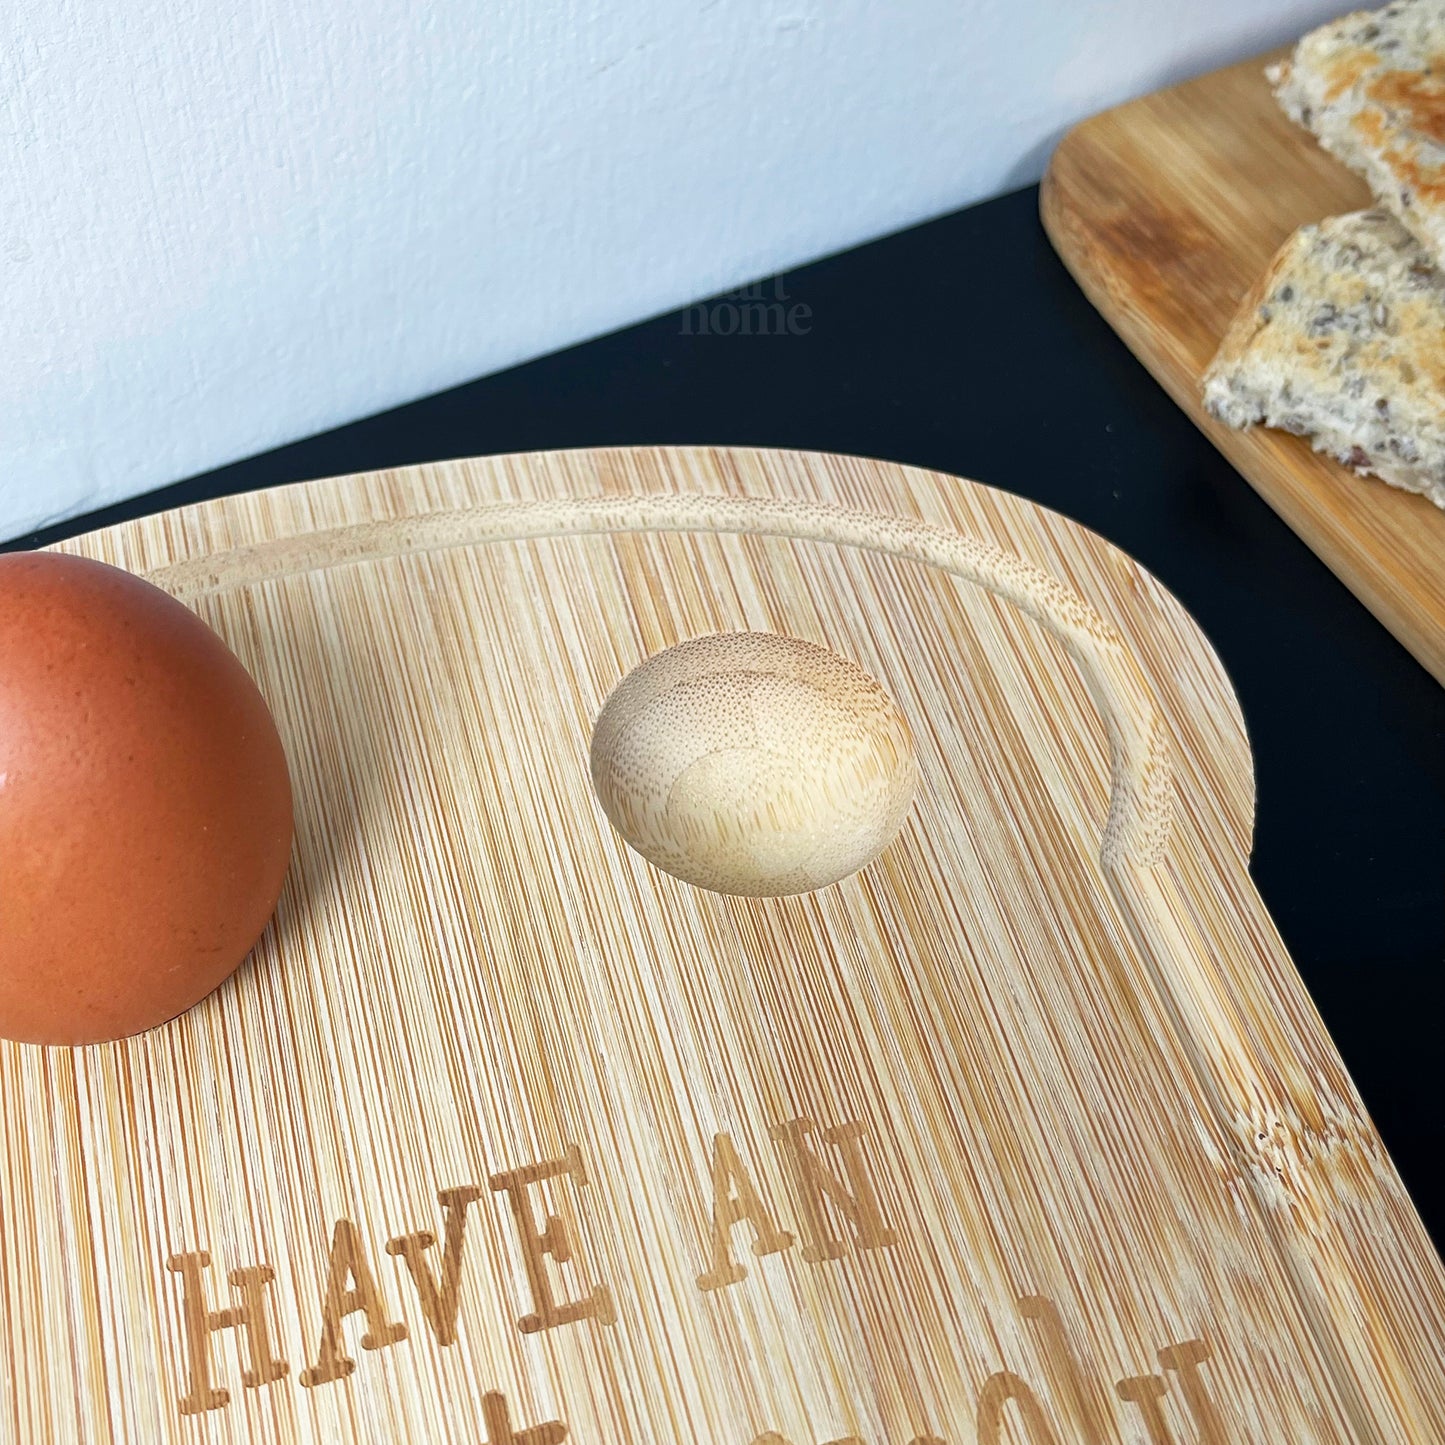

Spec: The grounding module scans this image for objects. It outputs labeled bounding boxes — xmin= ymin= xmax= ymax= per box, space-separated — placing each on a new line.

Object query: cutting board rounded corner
xmin=53 ymin=444 xmax=1261 ymax=869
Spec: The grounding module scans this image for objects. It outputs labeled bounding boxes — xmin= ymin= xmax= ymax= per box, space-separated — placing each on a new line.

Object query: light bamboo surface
xmin=1041 ymin=48 xmax=1445 ymax=688
xmin=6 ymin=445 xmax=1440 ymax=1443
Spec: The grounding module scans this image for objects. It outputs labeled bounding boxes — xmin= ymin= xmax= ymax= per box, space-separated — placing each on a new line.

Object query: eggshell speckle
xmin=0 ymin=552 xmax=293 ymax=1045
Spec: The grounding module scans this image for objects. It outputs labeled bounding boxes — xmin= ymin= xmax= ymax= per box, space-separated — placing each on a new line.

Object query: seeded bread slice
xmin=1203 ymin=209 xmax=1445 ymax=507
xmin=1272 ymin=0 xmax=1445 ymax=265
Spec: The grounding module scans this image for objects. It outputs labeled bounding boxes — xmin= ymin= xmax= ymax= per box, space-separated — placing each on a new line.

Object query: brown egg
xmin=0 ymin=552 xmax=293 ymax=1045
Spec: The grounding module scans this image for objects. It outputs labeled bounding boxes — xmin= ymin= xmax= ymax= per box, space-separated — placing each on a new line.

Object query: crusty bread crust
xmin=1204 ymin=209 xmax=1445 ymax=508
xmin=1275 ymin=0 xmax=1445 ymax=264
xmin=1208 ymin=234 xmax=1307 ymax=383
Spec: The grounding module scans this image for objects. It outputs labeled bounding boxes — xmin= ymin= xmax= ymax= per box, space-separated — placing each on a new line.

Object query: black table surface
xmin=17 ymin=185 xmax=1444 ymax=1252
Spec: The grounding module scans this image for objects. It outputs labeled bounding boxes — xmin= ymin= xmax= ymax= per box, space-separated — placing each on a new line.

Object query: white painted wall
xmin=2 ymin=0 xmax=1340 ymax=539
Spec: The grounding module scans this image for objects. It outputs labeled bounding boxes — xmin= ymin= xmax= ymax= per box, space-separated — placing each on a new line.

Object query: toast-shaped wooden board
xmin=9 ymin=446 xmax=1442 ymax=1443
xmin=1041 ymin=49 xmax=1445 ymax=688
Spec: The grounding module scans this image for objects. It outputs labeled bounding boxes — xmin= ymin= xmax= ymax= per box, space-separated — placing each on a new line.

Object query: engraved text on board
xmin=165 ymin=1116 xmax=1223 ymax=1441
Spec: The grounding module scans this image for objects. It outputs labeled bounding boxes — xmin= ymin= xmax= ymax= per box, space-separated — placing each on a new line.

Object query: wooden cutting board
xmin=1041 ymin=48 xmax=1445 ymax=687
xmin=9 ymin=446 xmax=1443 ymax=1443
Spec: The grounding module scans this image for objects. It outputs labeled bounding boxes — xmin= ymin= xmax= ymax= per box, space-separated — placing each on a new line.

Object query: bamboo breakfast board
xmin=1041 ymin=47 xmax=1445 ymax=687
xmin=9 ymin=445 xmax=1444 ymax=1443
